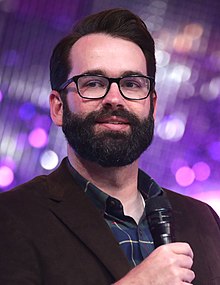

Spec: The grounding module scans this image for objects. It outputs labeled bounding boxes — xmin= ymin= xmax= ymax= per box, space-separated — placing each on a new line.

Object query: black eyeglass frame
xmin=58 ymin=74 xmax=155 ymax=100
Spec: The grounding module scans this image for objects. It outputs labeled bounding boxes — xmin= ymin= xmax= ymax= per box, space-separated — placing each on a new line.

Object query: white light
xmin=157 ymin=115 xmax=186 ymax=141
xmin=155 ymin=50 xmax=170 ymax=67
xmin=209 ymin=77 xmax=220 ymax=99
xmin=205 ymin=198 xmax=220 ymax=217
xmin=40 ymin=150 xmax=59 ymax=170
xmin=169 ymin=64 xmax=191 ymax=83
xmin=192 ymin=190 xmax=220 ymax=217
xmin=0 ymin=134 xmax=17 ymax=156
xmin=155 ymin=67 xmax=167 ymax=83
xmin=200 ymin=78 xmax=220 ymax=100
xmin=178 ymin=82 xmax=195 ymax=98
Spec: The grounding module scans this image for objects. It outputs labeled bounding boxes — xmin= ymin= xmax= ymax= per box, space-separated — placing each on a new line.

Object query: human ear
xmin=49 ymin=90 xmax=63 ymax=126
xmin=151 ymin=91 xmax=157 ymax=119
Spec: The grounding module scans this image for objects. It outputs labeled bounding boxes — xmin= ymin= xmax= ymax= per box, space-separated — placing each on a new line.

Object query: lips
xmin=95 ymin=115 xmax=130 ymax=131
xmin=96 ymin=116 xmax=129 ymax=125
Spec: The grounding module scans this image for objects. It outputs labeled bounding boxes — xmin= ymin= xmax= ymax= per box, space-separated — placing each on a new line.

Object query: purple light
xmin=0 ymin=90 xmax=3 ymax=102
xmin=0 ymin=166 xmax=14 ymax=187
xmin=2 ymin=50 xmax=20 ymax=67
xmin=192 ymin=161 xmax=211 ymax=181
xmin=17 ymin=133 xmax=28 ymax=149
xmin=175 ymin=166 xmax=195 ymax=187
xmin=208 ymin=141 xmax=220 ymax=161
xmin=1 ymin=157 xmax=16 ymax=170
xmin=52 ymin=15 xmax=73 ymax=32
xmin=28 ymin=128 xmax=48 ymax=148
xmin=33 ymin=115 xmax=51 ymax=130
xmin=19 ymin=102 xmax=36 ymax=121
xmin=170 ymin=158 xmax=187 ymax=174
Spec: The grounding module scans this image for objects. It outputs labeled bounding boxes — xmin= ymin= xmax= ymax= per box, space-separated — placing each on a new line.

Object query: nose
xmin=101 ymin=82 xmax=125 ymax=109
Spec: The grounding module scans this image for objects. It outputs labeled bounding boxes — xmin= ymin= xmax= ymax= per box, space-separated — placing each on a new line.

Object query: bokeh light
xmin=173 ymin=34 xmax=194 ymax=53
xmin=168 ymin=64 xmax=191 ymax=83
xmin=19 ymin=102 xmax=36 ymax=121
xmin=0 ymin=166 xmax=14 ymax=188
xmin=173 ymin=23 xmax=204 ymax=53
xmin=40 ymin=150 xmax=59 ymax=170
xmin=184 ymin=23 xmax=204 ymax=40
xmin=157 ymin=115 xmax=185 ymax=141
xmin=28 ymin=128 xmax=48 ymax=148
xmin=175 ymin=166 xmax=195 ymax=187
xmin=0 ymin=90 xmax=3 ymax=102
xmin=192 ymin=161 xmax=211 ymax=182
xmin=155 ymin=50 xmax=171 ymax=67
xmin=200 ymin=79 xmax=220 ymax=100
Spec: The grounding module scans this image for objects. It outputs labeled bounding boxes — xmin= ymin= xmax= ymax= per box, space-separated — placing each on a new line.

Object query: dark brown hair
xmin=50 ymin=8 xmax=156 ymax=91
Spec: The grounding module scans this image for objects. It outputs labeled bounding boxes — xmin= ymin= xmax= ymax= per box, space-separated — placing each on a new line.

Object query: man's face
xmin=60 ymin=33 xmax=157 ymax=167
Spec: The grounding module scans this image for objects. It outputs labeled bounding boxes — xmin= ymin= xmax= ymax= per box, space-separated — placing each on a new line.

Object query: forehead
xmin=68 ymin=33 xmax=147 ymax=77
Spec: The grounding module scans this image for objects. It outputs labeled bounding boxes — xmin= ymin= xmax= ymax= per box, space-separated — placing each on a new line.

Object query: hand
xmin=114 ymin=242 xmax=195 ymax=285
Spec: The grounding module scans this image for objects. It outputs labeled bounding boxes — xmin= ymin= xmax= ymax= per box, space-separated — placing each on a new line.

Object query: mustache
xmin=82 ymin=108 xmax=141 ymax=126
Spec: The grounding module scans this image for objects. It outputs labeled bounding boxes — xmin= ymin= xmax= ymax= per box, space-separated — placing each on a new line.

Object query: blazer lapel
xmin=46 ymin=158 xmax=131 ymax=280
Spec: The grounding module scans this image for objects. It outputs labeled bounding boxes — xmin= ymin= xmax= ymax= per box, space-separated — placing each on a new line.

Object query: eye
xmin=87 ymin=80 xmax=104 ymax=88
xmin=79 ymin=76 xmax=107 ymax=89
xmin=121 ymin=78 xmax=143 ymax=89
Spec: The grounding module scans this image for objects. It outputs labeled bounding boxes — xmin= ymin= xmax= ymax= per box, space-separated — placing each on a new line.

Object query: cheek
xmin=66 ymin=94 xmax=101 ymax=114
xmin=130 ymin=100 xmax=151 ymax=119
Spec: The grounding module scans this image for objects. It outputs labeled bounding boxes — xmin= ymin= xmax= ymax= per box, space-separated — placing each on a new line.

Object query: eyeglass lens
xmin=77 ymin=75 xmax=151 ymax=99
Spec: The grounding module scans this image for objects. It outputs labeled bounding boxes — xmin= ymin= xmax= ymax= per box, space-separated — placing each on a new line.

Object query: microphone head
xmin=146 ymin=195 xmax=174 ymax=247
xmin=145 ymin=195 xmax=172 ymax=215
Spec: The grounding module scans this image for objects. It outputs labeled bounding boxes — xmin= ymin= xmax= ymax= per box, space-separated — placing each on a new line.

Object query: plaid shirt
xmin=67 ymin=159 xmax=163 ymax=267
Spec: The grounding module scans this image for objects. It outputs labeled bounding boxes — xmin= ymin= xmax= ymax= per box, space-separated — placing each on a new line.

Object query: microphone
xmin=146 ymin=195 xmax=174 ymax=248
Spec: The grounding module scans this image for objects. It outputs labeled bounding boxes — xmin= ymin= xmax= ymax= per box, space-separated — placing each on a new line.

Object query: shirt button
xmin=110 ymin=200 xmax=115 ymax=206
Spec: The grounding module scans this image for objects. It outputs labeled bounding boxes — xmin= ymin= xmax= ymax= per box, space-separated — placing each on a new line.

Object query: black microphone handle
xmin=148 ymin=218 xmax=173 ymax=248
xmin=146 ymin=196 xmax=174 ymax=248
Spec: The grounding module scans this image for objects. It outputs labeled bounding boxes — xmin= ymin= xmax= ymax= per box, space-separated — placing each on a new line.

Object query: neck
xmin=67 ymin=146 xmax=144 ymax=223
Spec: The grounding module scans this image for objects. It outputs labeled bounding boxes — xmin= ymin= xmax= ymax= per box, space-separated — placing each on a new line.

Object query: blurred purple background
xmin=0 ymin=0 xmax=220 ymax=215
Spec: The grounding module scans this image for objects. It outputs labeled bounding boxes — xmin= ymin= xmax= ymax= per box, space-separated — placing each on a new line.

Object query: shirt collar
xmin=66 ymin=158 xmax=163 ymax=212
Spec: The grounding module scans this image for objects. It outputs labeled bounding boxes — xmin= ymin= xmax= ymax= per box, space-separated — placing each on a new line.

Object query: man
xmin=0 ymin=8 xmax=219 ymax=285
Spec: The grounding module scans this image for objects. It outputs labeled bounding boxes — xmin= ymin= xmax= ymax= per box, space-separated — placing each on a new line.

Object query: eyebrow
xmin=121 ymin=71 xmax=146 ymax=77
xmin=81 ymin=69 xmax=146 ymax=77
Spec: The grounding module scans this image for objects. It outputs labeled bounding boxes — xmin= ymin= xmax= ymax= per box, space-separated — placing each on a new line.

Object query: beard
xmin=62 ymin=101 xmax=154 ymax=167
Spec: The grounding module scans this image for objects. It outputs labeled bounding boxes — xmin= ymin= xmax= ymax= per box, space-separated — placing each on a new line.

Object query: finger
xmin=170 ymin=242 xmax=194 ymax=259
xmin=178 ymin=255 xmax=193 ymax=269
xmin=181 ymin=268 xmax=195 ymax=283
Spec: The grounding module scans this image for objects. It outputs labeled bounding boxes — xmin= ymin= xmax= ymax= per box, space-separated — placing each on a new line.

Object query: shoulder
xmin=164 ymin=187 xmax=213 ymax=212
xmin=164 ymin=188 xmax=212 ymax=209
xmin=0 ymin=174 xmax=47 ymax=204
xmin=0 ymin=157 xmax=70 ymax=205
xmin=0 ymin=157 xmax=81 ymax=216
xmin=0 ymin=175 xmax=50 ymax=225
xmin=164 ymin=188 xmax=220 ymax=227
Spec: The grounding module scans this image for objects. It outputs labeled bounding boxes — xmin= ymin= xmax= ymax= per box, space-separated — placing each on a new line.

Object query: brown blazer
xmin=0 ymin=158 xmax=219 ymax=284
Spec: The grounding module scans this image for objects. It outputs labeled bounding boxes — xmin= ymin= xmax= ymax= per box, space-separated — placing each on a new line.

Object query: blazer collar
xmin=45 ymin=158 xmax=131 ymax=280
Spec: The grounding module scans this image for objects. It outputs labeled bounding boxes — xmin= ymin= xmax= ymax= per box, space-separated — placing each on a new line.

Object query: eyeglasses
xmin=58 ymin=74 xmax=155 ymax=100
